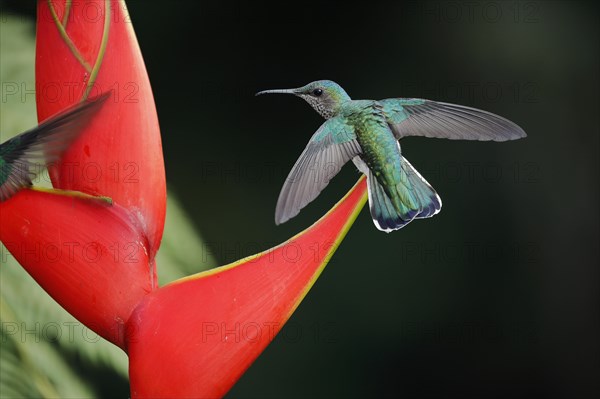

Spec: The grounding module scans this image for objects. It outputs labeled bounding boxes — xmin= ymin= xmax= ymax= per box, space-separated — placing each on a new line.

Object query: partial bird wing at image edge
xmin=0 ymin=93 xmax=110 ymax=201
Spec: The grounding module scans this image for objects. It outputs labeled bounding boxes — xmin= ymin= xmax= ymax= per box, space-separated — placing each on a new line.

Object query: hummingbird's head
xmin=256 ymin=80 xmax=351 ymax=119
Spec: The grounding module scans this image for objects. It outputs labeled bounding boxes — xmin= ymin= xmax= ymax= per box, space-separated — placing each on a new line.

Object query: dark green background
xmin=3 ymin=1 xmax=599 ymax=398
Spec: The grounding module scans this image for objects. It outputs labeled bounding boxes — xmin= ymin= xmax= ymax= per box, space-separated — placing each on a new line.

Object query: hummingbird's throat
xmin=303 ymin=95 xmax=336 ymax=119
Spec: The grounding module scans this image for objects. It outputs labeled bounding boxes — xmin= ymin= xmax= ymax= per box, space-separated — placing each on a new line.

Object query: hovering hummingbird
xmin=0 ymin=92 xmax=111 ymax=203
xmin=256 ymin=80 xmax=526 ymax=232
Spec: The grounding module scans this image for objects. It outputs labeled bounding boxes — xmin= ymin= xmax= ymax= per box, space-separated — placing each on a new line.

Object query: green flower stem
xmin=47 ymin=0 xmax=92 ymax=73
xmin=83 ymin=0 xmax=111 ymax=100
xmin=61 ymin=0 xmax=72 ymax=27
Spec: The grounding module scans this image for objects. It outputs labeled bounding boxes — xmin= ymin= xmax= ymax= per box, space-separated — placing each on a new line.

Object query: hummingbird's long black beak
xmin=255 ymin=88 xmax=298 ymax=96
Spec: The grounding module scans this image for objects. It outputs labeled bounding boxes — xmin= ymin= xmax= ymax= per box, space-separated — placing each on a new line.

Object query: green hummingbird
xmin=0 ymin=92 xmax=111 ymax=203
xmin=256 ymin=80 xmax=526 ymax=232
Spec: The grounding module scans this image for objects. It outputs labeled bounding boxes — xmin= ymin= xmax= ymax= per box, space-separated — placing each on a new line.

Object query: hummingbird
xmin=0 ymin=92 xmax=111 ymax=203
xmin=256 ymin=80 xmax=526 ymax=232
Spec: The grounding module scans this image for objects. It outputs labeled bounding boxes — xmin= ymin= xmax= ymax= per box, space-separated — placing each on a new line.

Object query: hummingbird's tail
xmin=364 ymin=156 xmax=442 ymax=232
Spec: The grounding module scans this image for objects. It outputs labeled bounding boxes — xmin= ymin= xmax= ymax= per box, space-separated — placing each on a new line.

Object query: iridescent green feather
xmin=312 ymin=116 xmax=356 ymax=144
xmin=0 ymin=138 xmax=21 ymax=186
xmin=380 ymin=98 xmax=426 ymax=125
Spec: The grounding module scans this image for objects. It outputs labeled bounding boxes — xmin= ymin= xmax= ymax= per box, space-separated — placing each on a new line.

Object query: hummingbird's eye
xmin=312 ymin=88 xmax=323 ymax=97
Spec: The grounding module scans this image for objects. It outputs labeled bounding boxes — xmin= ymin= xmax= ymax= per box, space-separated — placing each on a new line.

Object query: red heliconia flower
xmin=0 ymin=1 xmax=369 ymax=397
xmin=2 ymin=0 xmax=164 ymax=347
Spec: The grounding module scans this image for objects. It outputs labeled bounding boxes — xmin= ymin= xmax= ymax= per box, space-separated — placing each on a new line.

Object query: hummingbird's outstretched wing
xmin=380 ymin=98 xmax=526 ymax=141
xmin=275 ymin=117 xmax=361 ymax=225
xmin=0 ymin=93 xmax=110 ymax=201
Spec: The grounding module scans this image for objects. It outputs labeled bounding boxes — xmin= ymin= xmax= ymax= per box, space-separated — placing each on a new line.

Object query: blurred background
xmin=1 ymin=1 xmax=598 ymax=398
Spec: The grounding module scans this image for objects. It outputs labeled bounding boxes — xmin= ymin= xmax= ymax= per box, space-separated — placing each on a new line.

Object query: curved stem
xmin=82 ymin=0 xmax=111 ymax=100
xmin=61 ymin=0 xmax=72 ymax=28
xmin=46 ymin=0 xmax=92 ymax=73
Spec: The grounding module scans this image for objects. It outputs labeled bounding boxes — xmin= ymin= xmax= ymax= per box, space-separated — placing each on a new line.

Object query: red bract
xmin=0 ymin=0 xmax=370 ymax=397
xmin=36 ymin=0 xmax=166 ymax=253
xmin=127 ymin=177 xmax=368 ymax=398
xmin=0 ymin=189 xmax=154 ymax=347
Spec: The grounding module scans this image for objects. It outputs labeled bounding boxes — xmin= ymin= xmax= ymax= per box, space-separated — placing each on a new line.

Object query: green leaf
xmin=157 ymin=190 xmax=217 ymax=284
